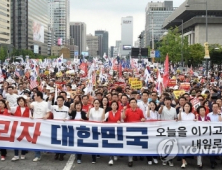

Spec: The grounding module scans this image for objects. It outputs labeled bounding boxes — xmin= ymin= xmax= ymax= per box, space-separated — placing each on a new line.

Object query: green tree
xmin=186 ymin=43 xmax=204 ymax=66
xmin=0 ymin=47 xmax=6 ymax=61
xmin=158 ymin=27 xmax=189 ymax=64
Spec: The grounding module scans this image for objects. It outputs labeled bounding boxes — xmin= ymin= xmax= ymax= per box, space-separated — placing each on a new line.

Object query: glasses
xmin=199 ymin=99 xmax=204 ymax=101
xmin=152 ymin=95 xmax=156 ymax=96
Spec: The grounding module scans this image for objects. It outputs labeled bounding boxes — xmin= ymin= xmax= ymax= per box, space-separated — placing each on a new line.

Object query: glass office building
xmin=11 ymin=0 xmax=49 ymax=55
xmin=145 ymin=1 xmax=175 ymax=48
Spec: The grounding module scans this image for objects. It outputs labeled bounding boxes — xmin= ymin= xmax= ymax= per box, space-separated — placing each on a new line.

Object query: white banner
xmin=1 ymin=116 xmax=222 ymax=157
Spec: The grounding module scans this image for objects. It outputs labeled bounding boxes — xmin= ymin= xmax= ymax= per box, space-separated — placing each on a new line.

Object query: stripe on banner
xmin=1 ymin=115 xmax=222 ymax=156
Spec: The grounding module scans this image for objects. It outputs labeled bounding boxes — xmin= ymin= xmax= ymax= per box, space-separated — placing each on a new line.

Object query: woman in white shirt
xmin=87 ymin=99 xmax=104 ymax=164
xmin=147 ymin=101 xmax=160 ymax=120
xmin=178 ymin=102 xmax=195 ymax=168
xmin=146 ymin=101 xmax=159 ymax=165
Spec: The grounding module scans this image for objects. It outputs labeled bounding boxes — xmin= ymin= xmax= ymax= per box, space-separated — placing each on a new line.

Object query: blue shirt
xmin=208 ymin=112 xmax=219 ymax=122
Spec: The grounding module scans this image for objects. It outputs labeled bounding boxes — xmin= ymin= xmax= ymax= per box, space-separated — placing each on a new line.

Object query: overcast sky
xmin=70 ymin=0 xmax=184 ymax=47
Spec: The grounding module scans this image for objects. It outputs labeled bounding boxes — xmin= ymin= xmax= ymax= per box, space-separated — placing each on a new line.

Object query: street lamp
xmin=185 ymin=0 xmax=209 ymax=76
xmin=168 ymin=19 xmax=184 ymax=67
xmin=138 ymin=33 xmax=143 ymax=63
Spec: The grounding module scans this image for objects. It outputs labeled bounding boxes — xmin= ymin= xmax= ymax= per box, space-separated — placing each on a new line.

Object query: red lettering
xmin=0 ymin=121 xmax=18 ymax=142
xmin=32 ymin=122 xmax=41 ymax=144
xmin=17 ymin=122 xmax=41 ymax=144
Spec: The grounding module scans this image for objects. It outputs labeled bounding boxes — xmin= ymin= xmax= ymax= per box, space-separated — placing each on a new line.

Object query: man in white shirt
xmin=158 ymin=97 xmax=177 ymax=167
xmin=207 ymin=103 xmax=222 ymax=169
xmin=137 ymin=91 xmax=149 ymax=119
xmin=5 ymin=86 xmax=18 ymax=107
xmin=48 ymin=95 xmax=69 ymax=161
xmin=28 ymin=91 xmax=50 ymax=162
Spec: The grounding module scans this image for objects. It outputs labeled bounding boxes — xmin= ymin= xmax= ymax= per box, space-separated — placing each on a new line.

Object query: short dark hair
xmin=164 ymin=97 xmax=172 ymax=101
xmin=59 ymin=91 xmax=67 ymax=96
xmin=142 ymin=91 xmax=149 ymax=96
xmin=112 ymin=93 xmax=118 ymax=97
xmin=7 ymin=86 xmax=14 ymax=90
xmin=57 ymin=95 xmax=64 ymax=101
xmin=121 ymin=94 xmax=128 ymax=99
xmin=17 ymin=97 xmax=27 ymax=106
xmin=196 ymin=106 xmax=206 ymax=114
xmin=131 ymin=91 xmax=138 ymax=95
xmin=212 ymin=102 xmax=219 ymax=107
xmin=129 ymin=98 xmax=137 ymax=103
xmin=82 ymin=95 xmax=89 ymax=99
xmin=183 ymin=102 xmax=193 ymax=113
xmin=179 ymin=97 xmax=186 ymax=101
xmin=35 ymin=91 xmax=43 ymax=99
xmin=74 ymin=101 xmax=83 ymax=110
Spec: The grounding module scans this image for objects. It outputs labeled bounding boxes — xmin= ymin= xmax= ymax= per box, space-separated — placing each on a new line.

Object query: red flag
xmin=79 ymin=63 xmax=87 ymax=77
xmin=119 ymin=63 xmax=122 ymax=77
xmin=163 ymin=54 xmax=169 ymax=88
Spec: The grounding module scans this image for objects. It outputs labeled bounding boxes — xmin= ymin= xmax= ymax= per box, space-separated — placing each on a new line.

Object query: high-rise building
xmin=145 ymin=1 xmax=175 ymax=48
xmin=70 ymin=22 xmax=86 ymax=54
xmin=121 ymin=16 xmax=133 ymax=56
xmin=48 ymin=0 xmax=70 ymax=45
xmin=11 ymin=0 xmax=49 ymax=55
xmin=0 ymin=0 xmax=10 ymax=45
xmin=86 ymin=34 xmax=99 ymax=57
xmin=95 ymin=30 xmax=108 ymax=57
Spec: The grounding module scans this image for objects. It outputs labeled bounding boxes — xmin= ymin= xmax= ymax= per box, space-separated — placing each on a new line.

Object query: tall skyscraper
xmin=70 ymin=22 xmax=86 ymax=54
xmin=121 ymin=16 xmax=133 ymax=56
xmin=11 ymin=0 xmax=49 ymax=55
xmin=0 ymin=0 xmax=10 ymax=45
xmin=95 ymin=30 xmax=108 ymax=57
xmin=86 ymin=34 xmax=99 ymax=57
xmin=145 ymin=1 xmax=175 ymax=48
xmin=48 ymin=0 xmax=70 ymax=45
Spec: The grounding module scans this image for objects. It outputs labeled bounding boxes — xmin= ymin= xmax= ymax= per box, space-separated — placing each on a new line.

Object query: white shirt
xmin=160 ymin=106 xmax=177 ymax=120
xmin=179 ymin=112 xmax=195 ymax=121
xmin=31 ymin=101 xmax=50 ymax=119
xmin=75 ymin=111 xmax=82 ymax=120
xmin=6 ymin=93 xmax=19 ymax=107
xmin=137 ymin=101 xmax=149 ymax=119
xmin=89 ymin=107 xmax=104 ymax=121
xmin=147 ymin=110 xmax=160 ymax=120
xmin=50 ymin=105 xmax=70 ymax=120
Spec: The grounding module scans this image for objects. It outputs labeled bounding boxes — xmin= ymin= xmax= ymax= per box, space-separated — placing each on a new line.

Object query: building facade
xmin=86 ymin=34 xmax=99 ymax=57
xmin=48 ymin=0 xmax=70 ymax=45
xmin=95 ymin=30 xmax=108 ymax=57
xmin=70 ymin=22 xmax=86 ymax=54
xmin=11 ymin=0 xmax=49 ymax=55
xmin=121 ymin=16 xmax=133 ymax=56
xmin=145 ymin=1 xmax=175 ymax=48
xmin=163 ymin=0 xmax=222 ymax=46
xmin=0 ymin=0 xmax=10 ymax=45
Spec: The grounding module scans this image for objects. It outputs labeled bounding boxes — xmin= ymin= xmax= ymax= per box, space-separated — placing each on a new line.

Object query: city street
xmin=0 ymin=150 xmax=221 ymax=170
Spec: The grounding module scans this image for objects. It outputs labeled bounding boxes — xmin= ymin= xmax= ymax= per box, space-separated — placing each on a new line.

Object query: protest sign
xmin=131 ymin=81 xmax=143 ymax=89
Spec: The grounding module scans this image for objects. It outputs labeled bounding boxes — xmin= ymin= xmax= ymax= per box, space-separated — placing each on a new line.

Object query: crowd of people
xmin=0 ymin=61 xmax=222 ymax=169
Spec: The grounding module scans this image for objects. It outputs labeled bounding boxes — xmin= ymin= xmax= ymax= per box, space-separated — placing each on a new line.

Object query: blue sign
xmin=155 ymin=50 xmax=160 ymax=58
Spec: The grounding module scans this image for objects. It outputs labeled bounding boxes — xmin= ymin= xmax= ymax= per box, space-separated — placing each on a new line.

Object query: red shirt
xmin=0 ymin=109 xmax=9 ymax=116
xmin=125 ymin=108 xmax=144 ymax=122
xmin=107 ymin=110 xmax=121 ymax=123
xmin=118 ymin=102 xmax=130 ymax=112
xmin=82 ymin=104 xmax=92 ymax=113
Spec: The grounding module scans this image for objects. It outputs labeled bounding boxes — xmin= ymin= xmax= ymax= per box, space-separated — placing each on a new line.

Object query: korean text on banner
xmin=1 ymin=116 xmax=222 ymax=156
xmin=129 ymin=77 xmax=138 ymax=84
xmin=130 ymin=81 xmax=142 ymax=89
